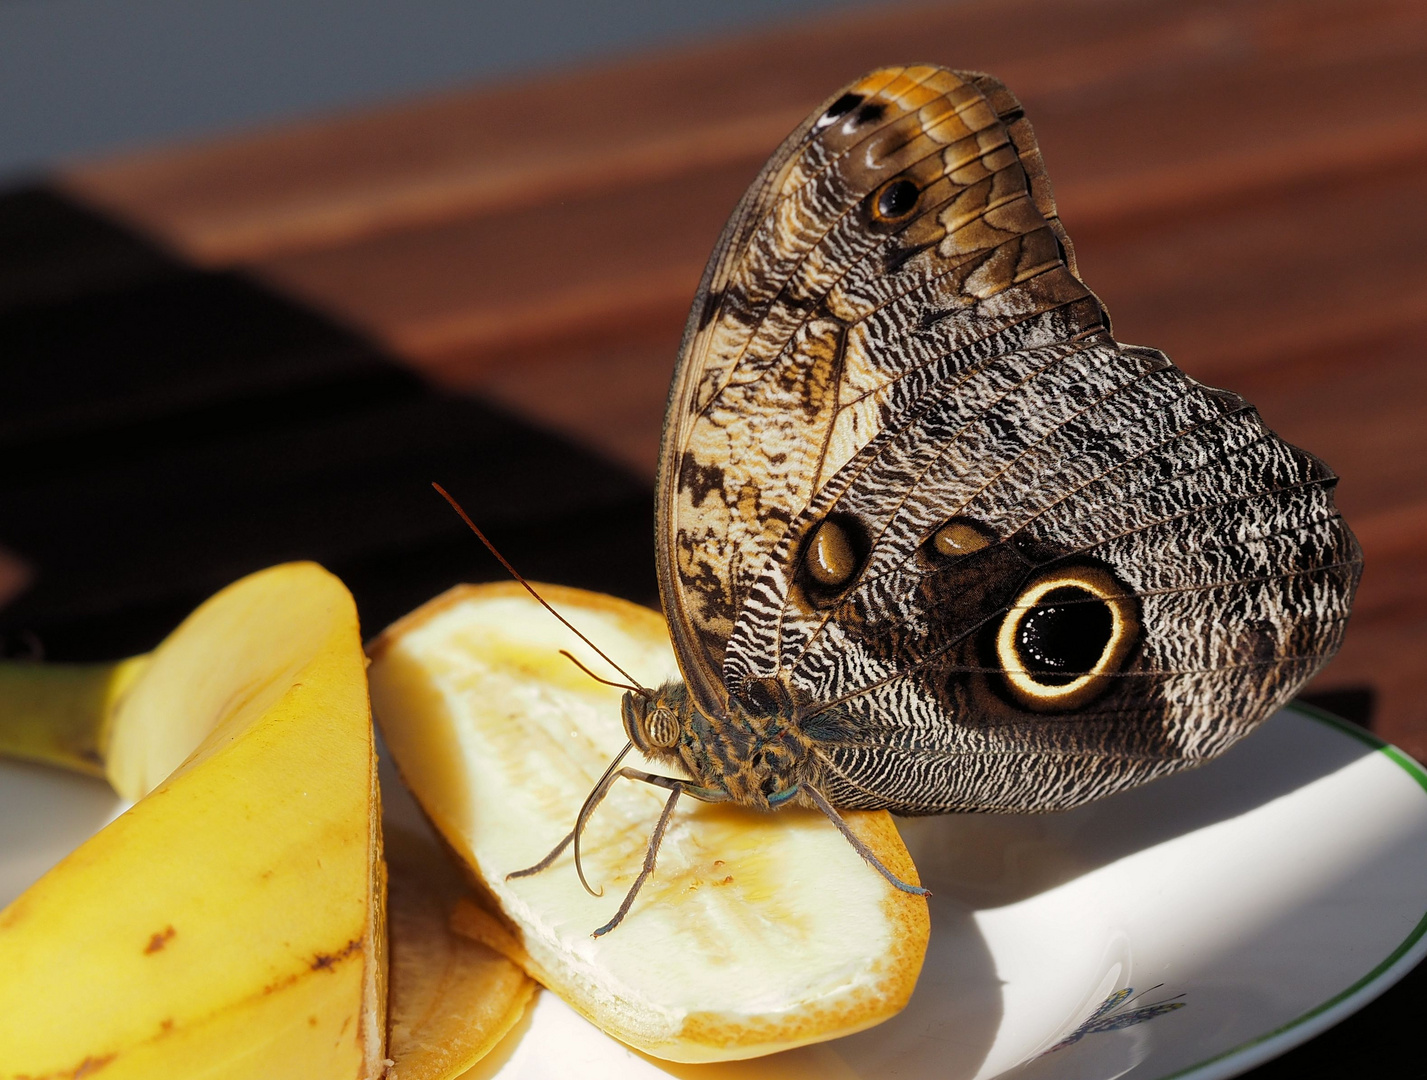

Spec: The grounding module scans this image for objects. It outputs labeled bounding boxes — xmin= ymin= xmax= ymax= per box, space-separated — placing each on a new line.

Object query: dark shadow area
xmin=1238 ymin=958 xmax=1427 ymax=1080
xmin=0 ymin=185 xmax=657 ymax=660
xmin=896 ymin=708 xmax=1377 ymax=912
xmin=1298 ymin=685 xmax=1377 ymax=728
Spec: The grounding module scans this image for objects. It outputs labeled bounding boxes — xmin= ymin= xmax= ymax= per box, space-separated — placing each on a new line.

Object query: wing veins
xmin=775 ymin=336 xmax=1116 ymax=675
xmin=689 ymin=96 xmax=1044 ymax=430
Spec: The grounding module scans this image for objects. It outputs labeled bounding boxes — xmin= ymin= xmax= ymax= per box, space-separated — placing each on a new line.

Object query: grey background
xmin=0 ymin=0 xmax=882 ymax=180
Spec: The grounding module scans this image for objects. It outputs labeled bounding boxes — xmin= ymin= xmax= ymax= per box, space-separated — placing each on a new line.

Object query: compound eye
xmin=996 ymin=565 xmax=1139 ymax=711
xmin=644 ymin=707 xmax=680 ymax=748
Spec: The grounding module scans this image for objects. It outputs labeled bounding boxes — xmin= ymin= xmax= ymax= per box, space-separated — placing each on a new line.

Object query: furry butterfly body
xmin=527 ymin=65 xmax=1361 ymax=932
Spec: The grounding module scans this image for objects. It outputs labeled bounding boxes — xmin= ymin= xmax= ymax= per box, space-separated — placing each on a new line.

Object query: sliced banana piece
xmin=368 ymin=582 xmax=929 ymax=1064
xmin=385 ymin=823 xmax=535 ymax=1080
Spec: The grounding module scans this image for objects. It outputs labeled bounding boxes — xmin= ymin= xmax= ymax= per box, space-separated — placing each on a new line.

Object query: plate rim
xmin=1147 ymin=702 xmax=1427 ymax=1080
xmin=3 ymin=703 xmax=1424 ymax=1080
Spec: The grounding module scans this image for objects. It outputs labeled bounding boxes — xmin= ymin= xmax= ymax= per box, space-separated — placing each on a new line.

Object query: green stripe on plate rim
xmin=1156 ymin=701 xmax=1427 ymax=1080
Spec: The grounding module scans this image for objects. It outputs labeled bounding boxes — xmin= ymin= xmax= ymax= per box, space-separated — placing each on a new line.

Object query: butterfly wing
xmin=660 ymin=66 xmax=1360 ymax=807
xmin=660 ymin=66 xmax=1093 ymax=716
xmin=1045 ymin=990 xmax=1185 ymax=1053
xmin=724 ymin=340 xmax=1360 ymax=812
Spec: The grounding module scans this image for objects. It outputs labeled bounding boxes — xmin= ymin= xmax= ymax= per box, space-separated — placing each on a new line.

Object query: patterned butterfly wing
xmin=660 ymin=65 xmax=1092 ymax=717
xmin=660 ymin=66 xmax=1361 ymax=810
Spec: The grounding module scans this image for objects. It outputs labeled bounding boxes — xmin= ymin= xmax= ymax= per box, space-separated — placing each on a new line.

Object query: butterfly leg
xmin=588 ymin=768 xmax=732 ymax=936
xmin=510 ymin=753 xmax=734 ymax=935
xmin=507 ymin=741 xmax=634 ymax=886
xmin=592 ymin=779 xmax=682 ymax=937
xmin=802 ymin=784 xmax=931 ymax=897
xmin=506 ymin=827 xmax=576 ymax=881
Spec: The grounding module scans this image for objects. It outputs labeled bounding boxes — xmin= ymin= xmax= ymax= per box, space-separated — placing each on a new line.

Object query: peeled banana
xmin=0 ymin=562 xmax=387 ymax=1079
xmin=368 ymin=582 xmax=930 ymax=1063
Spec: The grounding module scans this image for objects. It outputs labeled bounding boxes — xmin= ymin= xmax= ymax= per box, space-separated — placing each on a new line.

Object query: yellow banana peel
xmin=0 ymin=562 xmax=387 ymax=1079
xmin=0 ymin=652 xmax=148 ymax=789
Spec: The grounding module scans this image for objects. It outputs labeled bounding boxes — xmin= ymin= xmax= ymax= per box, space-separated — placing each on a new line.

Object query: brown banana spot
xmin=144 ymin=926 xmax=176 ymax=954
xmin=311 ymin=937 xmax=362 ymax=972
xmin=72 ymin=1054 xmax=117 ymax=1078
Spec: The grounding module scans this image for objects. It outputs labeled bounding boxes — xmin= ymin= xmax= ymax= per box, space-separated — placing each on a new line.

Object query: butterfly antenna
xmin=1143 ymin=991 xmax=1187 ymax=1008
xmin=432 ymin=482 xmax=652 ymax=695
xmin=560 ymin=650 xmax=646 ymax=694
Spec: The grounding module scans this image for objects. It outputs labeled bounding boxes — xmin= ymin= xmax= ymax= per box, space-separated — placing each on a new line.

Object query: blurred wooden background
xmin=2 ymin=0 xmax=1425 ymax=1072
xmin=52 ymin=0 xmax=1427 ymax=756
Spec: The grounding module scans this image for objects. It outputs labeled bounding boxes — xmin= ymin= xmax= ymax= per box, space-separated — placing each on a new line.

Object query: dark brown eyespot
xmin=855 ymin=102 xmax=886 ymax=125
xmin=996 ymin=565 xmax=1139 ymax=711
xmin=1014 ymin=588 xmax=1112 ymax=684
xmin=817 ymin=92 xmax=863 ymax=128
xmin=933 ymin=520 xmax=992 ymax=557
xmin=874 ymin=178 xmax=920 ymax=222
xmin=797 ymin=513 xmax=870 ymax=608
xmin=805 ymin=519 xmax=857 ymax=586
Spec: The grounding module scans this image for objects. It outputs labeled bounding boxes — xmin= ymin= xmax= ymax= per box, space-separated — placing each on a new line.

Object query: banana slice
xmin=385 ymin=822 xmax=535 ymax=1080
xmin=368 ymin=582 xmax=929 ymax=1064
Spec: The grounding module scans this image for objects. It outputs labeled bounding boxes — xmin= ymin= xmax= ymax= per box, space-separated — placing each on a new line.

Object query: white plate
xmin=5 ymin=703 xmax=1426 ymax=1080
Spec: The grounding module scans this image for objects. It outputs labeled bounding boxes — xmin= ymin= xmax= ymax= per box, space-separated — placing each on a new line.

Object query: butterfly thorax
xmin=621 ymin=681 xmax=819 ymax=810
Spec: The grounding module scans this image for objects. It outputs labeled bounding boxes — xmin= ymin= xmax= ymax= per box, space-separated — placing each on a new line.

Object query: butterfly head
xmin=621 ymin=682 xmax=689 ymax=760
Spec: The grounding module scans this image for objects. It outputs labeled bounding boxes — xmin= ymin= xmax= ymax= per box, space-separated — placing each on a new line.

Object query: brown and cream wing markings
xmin=658 ymin=64 xmax=1359 ymax=814
xmin=657 ymin=65 xmax=1099 ymax=718
xmin=722 ymin=342 xmax=1358 ymax=812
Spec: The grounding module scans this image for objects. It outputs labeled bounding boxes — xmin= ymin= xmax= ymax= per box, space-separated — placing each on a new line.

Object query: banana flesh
xmin=368 ymin=582 xmax=930 ymax=1064
xmin=384 ymin=821 xmax=535 ymax=1080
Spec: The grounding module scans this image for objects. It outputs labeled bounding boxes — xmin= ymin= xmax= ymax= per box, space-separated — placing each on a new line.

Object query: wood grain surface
xmin=4 ymin=2 xmax=1425 ymax=1072
xmin=59 ymin=0 xmax=1427 ymax=765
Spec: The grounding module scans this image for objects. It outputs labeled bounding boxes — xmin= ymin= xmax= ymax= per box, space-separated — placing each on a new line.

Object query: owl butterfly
xmin=515 ymin=65 xmax=1361 ymax=934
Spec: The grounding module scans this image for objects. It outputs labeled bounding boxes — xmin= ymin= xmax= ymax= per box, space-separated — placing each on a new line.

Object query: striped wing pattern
xmin=658 ymin=66 xmax=1360 ymax=812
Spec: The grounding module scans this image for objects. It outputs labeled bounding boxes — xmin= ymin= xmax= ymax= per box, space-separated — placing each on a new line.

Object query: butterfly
xmin=512 ymin=64 xmax=1361 ymax=934
xmin=1042 ymin=986 xmax=1187 ymax=1054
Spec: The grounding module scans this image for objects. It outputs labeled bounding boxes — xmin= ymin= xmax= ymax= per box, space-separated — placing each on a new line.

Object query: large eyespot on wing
xmin=993 ymin=565 xmax=1140 ymax=712
xmin=796 ymin=513 xmax=872 ymax=609
xmin=656 ymin=65 xmax=1104 ymax=717
xmin=678 ymin=69 xmax=1361 ymax=817
xmin=719 ymin=337 xmax=1359 ymax=815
